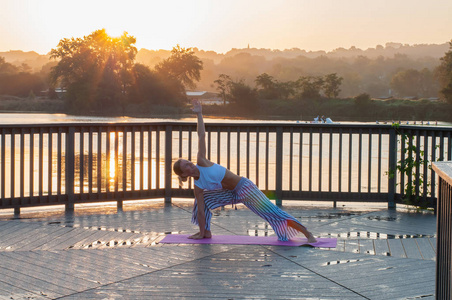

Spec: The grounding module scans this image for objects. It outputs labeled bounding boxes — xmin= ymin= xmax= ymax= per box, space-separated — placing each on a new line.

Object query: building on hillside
xmin=186 ymin=91 xmax=226 ymax=105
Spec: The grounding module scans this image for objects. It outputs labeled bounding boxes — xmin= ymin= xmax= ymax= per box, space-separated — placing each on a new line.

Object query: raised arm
xmin=192 ymin=100 xmax=209 ymax=165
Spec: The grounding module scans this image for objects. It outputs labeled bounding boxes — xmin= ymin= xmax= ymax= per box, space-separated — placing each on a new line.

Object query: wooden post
xmin=165 ymin=126 xmax=172 ymax=204
xmin=275 ymin=127 xmax=283 ymax=206
xmin=65 ymin=127 xmax=75 ymax=213
xmin=388 ymin=128 xmax=397 ymax=209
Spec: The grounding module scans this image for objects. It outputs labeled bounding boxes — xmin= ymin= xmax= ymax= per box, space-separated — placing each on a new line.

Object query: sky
xmin=1 ymin=0 xmax=451 ymax=55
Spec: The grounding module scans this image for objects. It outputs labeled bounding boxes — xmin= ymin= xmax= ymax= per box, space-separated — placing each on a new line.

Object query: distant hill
xmin=136 ymin=42 xmax=450 ymax=67
xmin=0 ymin=50 xmax=51 ymax=72
xmin=134 ymin=42 xmax=450 ymax=96
xmin=0 ymin=50 xmax=43 ymax=61
xmin=2 ymin=42 xmax=449 ymax=72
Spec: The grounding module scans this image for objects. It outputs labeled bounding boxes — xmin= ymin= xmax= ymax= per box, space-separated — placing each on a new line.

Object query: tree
xmin=255 ymin=73 xmax=277 ymax=99
xmin=20 ymin=63 xmax=32 ymax=73
xmin=274 ymin=81 xmax=296 ymax=100
xmin=229 ymin=80 xmax=258 ymax=112
xmin=0 ymin=58 xmax=45 ymax=97
xmin=255 ymin=73 xmax=274 ymax=90
xmin=155 ymin=45 xmax=203 ymax=90
xmin=323 ymin=73 xmax=343 ymax=98
xmin=436 ymin=40 xmax=452 ymax=103
xmin=214 ymin=74 xmax=232 ymax=105
xmin=296 ymin=76 xmax=324 ymax=100
xmin=50 ymin=29 xmax=137 ymax=113
xmin=418 ymin=68 xmax=438 ymax=97
xmin=339 ymin=72 xmax=362 ymax=98
xmin=129 ymin=63 xmax=185 ymax=107
xmin=0 ymin=57 xmax=19 ymax=75
xmin=354 ymin=93 xmax=371 ymax=106
xmin=0 ymin=72 xmax=45 ymax=97
xmin=390 ymin=69 xmax=421 ymax=98
xmin=365 ymin=80 xmax=389 ymax=98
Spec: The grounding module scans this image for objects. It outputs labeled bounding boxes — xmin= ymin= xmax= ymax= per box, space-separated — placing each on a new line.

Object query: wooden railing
xmin=1 ymin=122 xmax=451 ymax=214
xmin=432 ymin=161 xmax=452 ymax=299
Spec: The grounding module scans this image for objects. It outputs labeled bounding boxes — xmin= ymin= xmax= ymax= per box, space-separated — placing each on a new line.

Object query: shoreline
xmin=0 ymin=96 xmax=451 ymax=124
xmin=0 ymin=111 xmax=451 ymax=126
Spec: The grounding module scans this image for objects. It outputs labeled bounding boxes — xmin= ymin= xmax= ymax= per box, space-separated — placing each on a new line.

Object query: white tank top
xmin=194 ymin=163 xmax=227 ymax=190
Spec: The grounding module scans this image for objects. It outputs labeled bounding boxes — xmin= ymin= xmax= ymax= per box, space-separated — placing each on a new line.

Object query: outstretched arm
xmin=193 ymin=100 xmax=209 ymax=166
xmin=189 ymin=186 xmax=211 ymax=239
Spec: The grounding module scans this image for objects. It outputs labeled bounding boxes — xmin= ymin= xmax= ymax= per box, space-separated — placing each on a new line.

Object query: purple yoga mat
xmin=160 ymin=234 xmax=337 ymax=248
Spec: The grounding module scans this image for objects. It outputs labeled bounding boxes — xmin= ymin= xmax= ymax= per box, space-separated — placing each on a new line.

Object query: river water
xmin=0 ymin=112 xmax=450 ymax=126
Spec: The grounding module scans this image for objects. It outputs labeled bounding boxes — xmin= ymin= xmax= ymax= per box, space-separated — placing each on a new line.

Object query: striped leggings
xmin=192 ymin=177 xmax=303 ymax=241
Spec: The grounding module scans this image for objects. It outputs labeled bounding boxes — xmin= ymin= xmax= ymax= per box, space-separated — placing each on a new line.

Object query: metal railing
xmin=1 ymin=122 xmax=451 ymax=214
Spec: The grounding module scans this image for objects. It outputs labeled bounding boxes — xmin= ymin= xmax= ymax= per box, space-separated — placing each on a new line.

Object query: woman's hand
xmin=192 ymin=100 xmax=202 ymax=114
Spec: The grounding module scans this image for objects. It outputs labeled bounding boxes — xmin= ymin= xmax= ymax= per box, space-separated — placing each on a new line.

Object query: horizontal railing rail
xmin=1 ymin=122 xmax=451 ymax=213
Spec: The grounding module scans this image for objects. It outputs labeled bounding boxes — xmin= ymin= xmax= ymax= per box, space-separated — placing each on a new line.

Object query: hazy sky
xmin=1 ymin=0 xmax=451 ymax=55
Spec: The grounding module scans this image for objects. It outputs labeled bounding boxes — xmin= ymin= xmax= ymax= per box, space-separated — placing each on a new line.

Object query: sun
xmin=105 ymin=27 xmax=126 ymax=38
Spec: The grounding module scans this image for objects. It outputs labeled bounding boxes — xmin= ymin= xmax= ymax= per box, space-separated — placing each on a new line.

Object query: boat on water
xmin=376 ymin=120 xmax=439 ymax=126
xmin=312 ymin=115 xmax=334 ymax=124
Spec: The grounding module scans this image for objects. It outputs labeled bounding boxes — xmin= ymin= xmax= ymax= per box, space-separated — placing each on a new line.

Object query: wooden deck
xmin=0 ymin=200 xmax=436 ymax=299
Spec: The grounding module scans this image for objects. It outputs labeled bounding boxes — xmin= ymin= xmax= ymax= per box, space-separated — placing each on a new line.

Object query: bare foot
xmin=287 ymin=220 xmax=317 ymax=243
xmin=307 ymin=232 xmax=317 ymax=243
xmin=188 ymin=232 xmax=204 ymax=239
xmin=188 ymin=231 xmax=212 ymax=239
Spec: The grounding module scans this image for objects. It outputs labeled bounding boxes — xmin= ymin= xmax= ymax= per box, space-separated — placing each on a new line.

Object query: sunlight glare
xmin=105 ymin=27 xmax=126 ymax=38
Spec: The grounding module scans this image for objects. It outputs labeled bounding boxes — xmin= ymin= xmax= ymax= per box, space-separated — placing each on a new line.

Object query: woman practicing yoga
xmin=173 ymin=100 xmax=316 ymax=243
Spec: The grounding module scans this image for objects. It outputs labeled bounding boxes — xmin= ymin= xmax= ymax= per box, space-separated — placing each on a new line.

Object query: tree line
xmin=0 ymin=30 xmax=452 ymax=117
xmin=139 ymin=45 xmax=448 ymax=100
xmin=0 ymin=57 xmax=47 ymax=98
xmin=204 ymin=53 xmax=443 ymax=100
xmin=212 ymin=72 xmax=343 ymax=112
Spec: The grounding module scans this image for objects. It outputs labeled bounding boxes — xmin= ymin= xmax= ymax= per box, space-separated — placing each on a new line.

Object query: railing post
xmin=165 ymin=125 xmax=172 ymax=204
xmin=275 ymin=127 xmax=283 ymax=206
xmin=388 ymin=127 xmax=397 ymax=209
xmin=65 ymin=127 xmax=75 ymax=213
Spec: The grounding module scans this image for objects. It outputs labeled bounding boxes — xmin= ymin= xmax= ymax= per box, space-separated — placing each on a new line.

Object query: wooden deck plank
xmin=49 ymin=249 xmax=142 ymax=282
xmin=63 ymin=229 xmax=114 ymax=249
xmin=387 ymin=239 xmax=407 ymax=258
xmin=6 ymin=225 xmax=70 ymax=251
xmin=0 ymin=252 xmax=95 ymax=292
xmin=34 ymin=227 xmax=89 ymax=250
xmin=10 ymin=250 xmax=120 ymax=285
xmin=0 ymin=261 xmax=75 ymax=297
xmin=0 ymin=220 xmax=22 ymax=231
xmin=78 ymin=230 xmax=143 ymax=249
xmin=0 ymin=251 xmax=103 ymax=289
xmin=401 ymin=239 xmax=423 ymax=259
xmin=57 ymin=228 xmax=141 ymax=250
xmin=0 ymin=280 xmax=48 ymax=299
xmin=343 ymin=240 xmax=360 ymax=254
xmin=416 ymin=238 xmax=436 ymax=260
xmin=373 ymin=239 xmax=390 ymax=256
xmin=429 ymin=237 xmax=437 ymax=253
xmin=0 ymin=222 xmax=36 ymax=243
xmin=358 ymin=239 xmax=375 ymax=255
xmin=17 ymin=227 xmax=88 ymax=251
xmin=94 ymin=231 xmax=147 ymax=249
